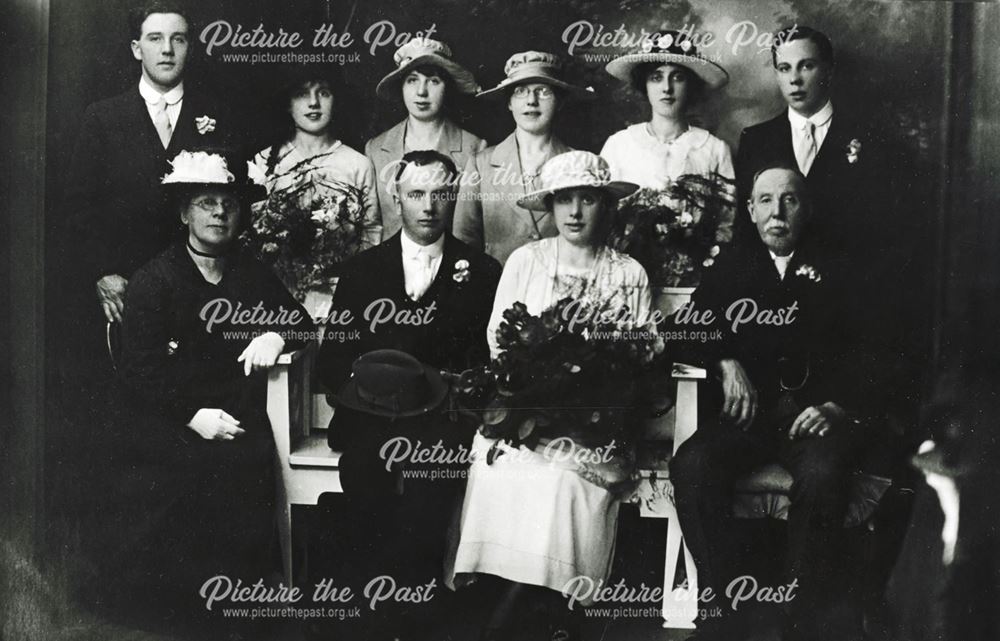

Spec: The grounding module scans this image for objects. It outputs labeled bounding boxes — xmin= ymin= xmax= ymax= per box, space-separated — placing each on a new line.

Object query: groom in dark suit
xmin=317 ymin=149 xmax=502 ymax=394
xmin=65 ymin=1 xmax=238 ymax=325
xmin=670 ymin=165 xmax=875 ymax=640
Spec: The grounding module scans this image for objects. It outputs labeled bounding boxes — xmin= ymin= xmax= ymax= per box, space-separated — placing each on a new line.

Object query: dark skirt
xmin=99 ymin=405 xmax=275 ymax=632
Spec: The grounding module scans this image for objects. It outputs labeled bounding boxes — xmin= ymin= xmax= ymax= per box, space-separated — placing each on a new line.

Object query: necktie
xmin=153 ymin=98 xmax=173 ymax=149
xmin=408 ymin=251 xmax=433 ymax=301
xmin=797 ymin=121 xmax=817 ymax=175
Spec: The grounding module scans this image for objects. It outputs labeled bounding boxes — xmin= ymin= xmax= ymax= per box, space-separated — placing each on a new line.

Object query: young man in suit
xmin=65 ymin=1 xmax=237 ymax=325
xmin=670 ymin=165 xmax=875 ymax=641
xmin=733 ymin=26 xmax=896 ymax=263
xmin=317 ymin=149 xmax=502 ymax=395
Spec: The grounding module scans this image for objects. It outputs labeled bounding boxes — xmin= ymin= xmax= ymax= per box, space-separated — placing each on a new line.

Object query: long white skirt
xmin=447 ymin=433 xmax=627 ymax=604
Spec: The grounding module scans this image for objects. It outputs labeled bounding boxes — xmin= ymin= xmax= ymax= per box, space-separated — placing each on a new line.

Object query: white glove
xmin=187 ymin=408 xmax=245 ymax=441
xmin=237 ymin=332 xmax=285 ymax=376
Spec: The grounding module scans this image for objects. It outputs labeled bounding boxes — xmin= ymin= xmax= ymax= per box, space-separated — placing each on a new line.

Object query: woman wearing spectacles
xmin=453 ymin=51 xmax=595 ymax=265
xmin=107 ymin=150 xmax=313 ymax=635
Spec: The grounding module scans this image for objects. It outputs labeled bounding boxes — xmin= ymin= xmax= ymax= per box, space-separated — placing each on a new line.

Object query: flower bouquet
xmin=608 ymin=172 xmax=736 ymax=287
xmin=454 ymin=297 xmax=667 ymax=465
xmin=242 ymin=155 xmax=370 ymax=301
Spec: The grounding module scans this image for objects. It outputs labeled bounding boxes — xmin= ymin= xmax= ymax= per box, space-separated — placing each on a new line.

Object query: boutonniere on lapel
xmin=846 ymin=138 xmax=862 ymax=164
xmin=166 ymin=339 xmax=180 ymax=356
xmin=794 ymin=264 xmax=823 ymax=283
xmin=452 ymin=259 xmax=471 ymax=283
xmin=194 ymin=115 xmax=217 ymax=135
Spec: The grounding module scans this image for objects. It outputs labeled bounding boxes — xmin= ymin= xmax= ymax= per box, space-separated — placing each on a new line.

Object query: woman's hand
xmin=718 ymin=359 xmax=758 ymax=429
xmin=187 ymin=408 xmax=245 ymax=440
xmin=237 ymin=332 xmax=285 ymax=376
xmin=96 ymin=274 xmax=128 ymax=323
xmin=789 ymin=402 xmax=846 ymax=439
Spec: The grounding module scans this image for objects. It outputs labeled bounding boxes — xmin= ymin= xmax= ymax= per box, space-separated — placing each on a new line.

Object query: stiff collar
xmin=400 ymin=229 xmax=445 ymax=259
xmin=139 ymin=76 xmax=184 ymax=106
xmin=787 ymin=100 xmax=833 ymax=131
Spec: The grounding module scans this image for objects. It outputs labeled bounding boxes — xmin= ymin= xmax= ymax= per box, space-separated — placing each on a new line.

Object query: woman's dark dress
xmin=107 ymin=242 xmax=312 ymax=625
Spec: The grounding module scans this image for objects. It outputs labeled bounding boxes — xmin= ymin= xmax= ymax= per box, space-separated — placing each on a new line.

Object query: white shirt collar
xmin=788 ymin=100 xmax=834 ymax=130
xmin=400 ymin=229 xmax=444 ymax=259
xmin=769 ymin=250 xmax=795 ymax=279
xmin=139 ymin=76 xmax=184 ymax=106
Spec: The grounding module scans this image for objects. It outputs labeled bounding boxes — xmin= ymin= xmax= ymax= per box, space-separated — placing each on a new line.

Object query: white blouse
xmin=600 ymin=124 xmax=734 ymax=190
xmin=487 ymin=238 xmax=654 ymax=357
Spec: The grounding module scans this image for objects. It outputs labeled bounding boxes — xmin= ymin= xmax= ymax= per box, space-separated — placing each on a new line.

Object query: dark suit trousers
xmin=670 ymin=414 xmax=867 ymax=617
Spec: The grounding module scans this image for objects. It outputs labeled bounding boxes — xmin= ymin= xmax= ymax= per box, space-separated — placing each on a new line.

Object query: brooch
xmin=452 ymin=259 xmax=471 ymax=283
xmin=195 ymin=115 xmax=217 ymax=135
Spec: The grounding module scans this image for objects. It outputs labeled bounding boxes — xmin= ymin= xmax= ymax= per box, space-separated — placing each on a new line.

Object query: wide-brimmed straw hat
xmin=605 ymin=30 xmax=729 ymax=89
xmin=516 ymin=151 xmax=638 ymax=210
xmin=375 ymin=38 xmax=480 ymax=101
xmin=335 ymin=349 xmax=449 ymax=418
xmin=161 ymin=150 xmax=265 ymax=201
xmin=477 ymin=51 xmax=595 ymax=100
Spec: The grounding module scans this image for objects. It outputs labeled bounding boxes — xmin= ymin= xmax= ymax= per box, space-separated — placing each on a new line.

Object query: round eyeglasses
xmin=191 ymin=197 xmax=239 ymax=213
xmin=511 ymin=85 xmax=555 ymax=100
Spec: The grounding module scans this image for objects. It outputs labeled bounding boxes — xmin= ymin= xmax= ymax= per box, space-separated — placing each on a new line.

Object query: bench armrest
xmin=671 ymin=362 xmax=704 ymax=453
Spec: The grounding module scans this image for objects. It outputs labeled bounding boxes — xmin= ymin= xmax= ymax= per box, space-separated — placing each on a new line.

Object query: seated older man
xmin=669 ymin=163 xmax=875 ymax=641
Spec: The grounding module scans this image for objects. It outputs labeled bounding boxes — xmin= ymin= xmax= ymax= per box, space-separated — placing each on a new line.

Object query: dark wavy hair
xmin=262 ymin=66 xmax=345 ymax=178
xmin=770 ymin=26 xmax=835 ymax=68
xmin=128 ymin=1 xmax=192 ymax=39
xmin=628 ymin=61 xmax=705 ymax=105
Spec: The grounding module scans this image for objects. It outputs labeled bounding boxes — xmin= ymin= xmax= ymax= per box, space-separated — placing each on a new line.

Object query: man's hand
xmin=237 ymin=332 xmax=285 ymax=376
xmin=718 ymin=359 xmax=758 ymax=429
xmin=96 ymin=274 xmax=128 ymax=323
xmin=789 ymin=402 xmax=846 ymax=439
xmin=187 ymin=408 xmax=245 ymax=441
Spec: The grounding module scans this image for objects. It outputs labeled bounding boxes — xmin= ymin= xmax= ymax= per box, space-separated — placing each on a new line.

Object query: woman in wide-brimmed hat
xmin=105 ymin=150 xmax=312 ymax=635
xmin=366 ymin=38 xmax=486 ymax=237
xmin=601 ymin=30 xmax=733 ymax=189
xmin=251 ymin=66 xmax=381 ymax=281
xmin=453 ymin=51 xmax=596 ymax=265
xmin=450 ymin=151 xmax=651 ymax=641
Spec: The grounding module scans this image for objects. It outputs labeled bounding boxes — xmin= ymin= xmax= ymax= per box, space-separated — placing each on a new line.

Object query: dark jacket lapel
xmin=130 ymin=90 xmax=169 ymax=161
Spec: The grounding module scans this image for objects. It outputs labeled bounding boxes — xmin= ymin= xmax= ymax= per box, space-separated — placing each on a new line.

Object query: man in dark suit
xmin=670 ymin=165 xmax=873 ymax=640
xmin=317 ymin=149 xmax=502 ymax=395
xmin=733 ymin=26 xmax=910 ymax=420
xmin=733 ymin=26 xmax=896 ymax=264
xmin=65 ymin=1 xmax=237 ymax=325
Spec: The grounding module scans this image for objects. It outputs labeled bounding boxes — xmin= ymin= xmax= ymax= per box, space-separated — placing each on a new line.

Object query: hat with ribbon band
xmin=516 ymin=150 xmax=638 ymax=210
xmin=605 ymin=30 xmax=729 ymax=89
xmin=375 ymin=38 xmax=480 ymax=101
xmin=477 ymin=51 xmax=595 ymax=100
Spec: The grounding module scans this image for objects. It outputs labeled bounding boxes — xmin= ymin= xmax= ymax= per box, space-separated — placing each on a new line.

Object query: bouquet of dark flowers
xmin=242 ymin=155 xmax=370 ymax=301
xmin=608 ymin=172 xmax=736 ymax=287
xmin=454 ymin=297 xmax=668 ymax=464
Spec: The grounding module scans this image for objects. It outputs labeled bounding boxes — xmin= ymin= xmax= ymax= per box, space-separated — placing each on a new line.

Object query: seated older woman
xmin=107 ymin=150 xmax=313 ymax=634
xmin=449 ymin=151 xmax=650 ymax=641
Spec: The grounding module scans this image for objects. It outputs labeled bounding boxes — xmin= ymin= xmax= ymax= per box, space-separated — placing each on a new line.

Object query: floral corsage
xmin=195 ymin=115 xmax=217 ymax=135
xmin=452 ymin=259 xmax=471 ymax=283
xmin=846 ymin=138 xmax=862 ymax=164
xmin=795 ymin=264 xmax=822 ymax=283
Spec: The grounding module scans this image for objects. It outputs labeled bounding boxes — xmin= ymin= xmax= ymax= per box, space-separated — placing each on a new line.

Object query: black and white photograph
xmin=2 ymin=0 xmax=998 ymax=639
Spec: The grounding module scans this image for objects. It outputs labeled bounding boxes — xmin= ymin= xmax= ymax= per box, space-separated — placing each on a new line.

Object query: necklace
xmin=645 ymin=121 xmax=688 ymax=144
xmin=187 ymin=239 xmax=226 ymax=258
